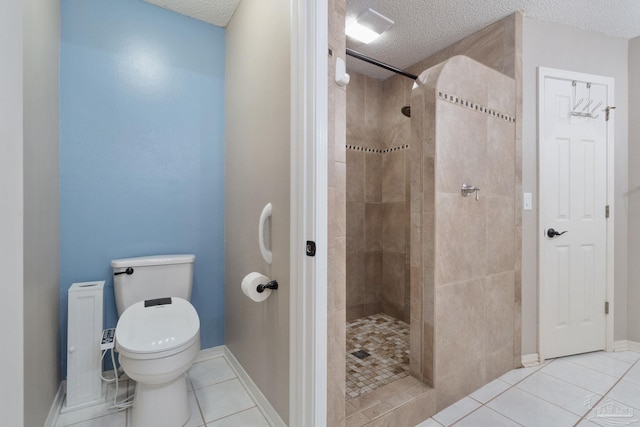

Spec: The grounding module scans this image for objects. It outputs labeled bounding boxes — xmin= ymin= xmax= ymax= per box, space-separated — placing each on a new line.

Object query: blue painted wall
xmin=60 ymin=0 xmax=225 ymax=377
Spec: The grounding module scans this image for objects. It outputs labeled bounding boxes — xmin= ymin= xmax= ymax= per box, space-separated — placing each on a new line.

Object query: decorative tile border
xmin=346 ymin=144 xmax=410 ymax=153
xmin=438 ymin=91 xmax=516 ymax=123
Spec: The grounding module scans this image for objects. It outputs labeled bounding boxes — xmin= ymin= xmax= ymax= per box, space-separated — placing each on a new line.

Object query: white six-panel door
xmin=538 ymin=68 xmax=613 ymax=360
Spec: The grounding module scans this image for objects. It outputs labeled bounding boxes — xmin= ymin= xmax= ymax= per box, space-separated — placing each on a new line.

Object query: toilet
xmin=112 ymin=254 xmax=200 ymax=427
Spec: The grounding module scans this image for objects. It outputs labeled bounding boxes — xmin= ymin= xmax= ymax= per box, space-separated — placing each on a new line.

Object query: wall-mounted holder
xmin=257 ymin=280 xmax=279 ymax=294
xmin=461 ymin=183 xmax=480 ymax=201
xmin=259 ymin=203 xmax=273 ymax=264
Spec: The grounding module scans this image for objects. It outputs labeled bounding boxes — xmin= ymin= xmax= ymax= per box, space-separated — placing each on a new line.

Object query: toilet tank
xmin=111 ymin=254 xmax=195 ymax=316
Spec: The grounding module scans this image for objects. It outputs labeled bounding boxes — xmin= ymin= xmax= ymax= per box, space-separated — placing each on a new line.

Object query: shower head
xmin=401 ymin=105 xmax=411 ymax=117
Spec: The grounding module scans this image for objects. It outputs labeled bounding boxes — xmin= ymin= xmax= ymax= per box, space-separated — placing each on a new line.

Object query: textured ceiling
xmin=346 ymin=0 xmax=640 ymax=79
xmin=143 ymin=0 xmax=239 ymax=27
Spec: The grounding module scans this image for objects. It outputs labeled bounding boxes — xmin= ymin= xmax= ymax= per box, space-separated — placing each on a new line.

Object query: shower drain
xmin=351 ymin=350 xmax=370 ymax=359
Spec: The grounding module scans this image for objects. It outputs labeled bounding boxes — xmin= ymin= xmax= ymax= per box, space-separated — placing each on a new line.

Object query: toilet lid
xmin=115 ymin=297 xmax=200 ymax=354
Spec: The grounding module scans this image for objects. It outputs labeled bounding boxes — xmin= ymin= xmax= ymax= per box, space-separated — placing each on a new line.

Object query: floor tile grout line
xmin=511 ymin=369 xmax=609 ymax=418
xmin=571 ymin=355 xmax=639 ymax=426
xmin=191 ymin=375 xmax=239 ymax=392
xmin=428 ymin=352 xmax=640 ymax=427
xmin=451 ymin=403 xmax=526 ymax=427
xmin=563 ymin=353 xmax=633 ymax=378
xmin=188 ymin=374 xmax=208 ymax=427
xmin=444 ymin=360 xmax=553 ymax=427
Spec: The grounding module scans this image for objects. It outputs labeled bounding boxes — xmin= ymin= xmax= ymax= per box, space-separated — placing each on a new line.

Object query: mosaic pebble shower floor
xmin=346 ymin=313 xmax=410 ymax=400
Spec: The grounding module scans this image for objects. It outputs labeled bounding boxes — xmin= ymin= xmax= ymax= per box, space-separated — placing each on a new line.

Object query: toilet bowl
xmin=116 ymin=297 xmax=200 ymax=427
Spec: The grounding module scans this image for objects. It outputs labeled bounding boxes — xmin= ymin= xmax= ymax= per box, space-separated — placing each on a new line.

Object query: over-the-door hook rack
xmin=571 ymin=80 xmax=600 ymax=119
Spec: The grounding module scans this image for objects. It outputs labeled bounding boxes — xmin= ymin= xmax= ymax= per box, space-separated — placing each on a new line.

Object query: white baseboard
xmin=222 ymin=346 xmax=286 ymax=427
xmin=521 ymin=353 xmax=542 ymax=367
xmin=613 ymin=340 xmax=640 ymax=353
xmin=194 ymin=344 xmax=226 ymax=362
xmin=47 ymin=345 xmax=285 ymax=427
xmin=44 ymin=381 xmax=66 ymax=427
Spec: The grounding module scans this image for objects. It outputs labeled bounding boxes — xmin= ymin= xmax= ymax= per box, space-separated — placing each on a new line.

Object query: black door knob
xmin=547 ymin=228 xmax=568 ymax=238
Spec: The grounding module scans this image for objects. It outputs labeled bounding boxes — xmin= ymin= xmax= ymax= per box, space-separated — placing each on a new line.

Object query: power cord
xmin=99 ymin=341 xmax=135 ymax=411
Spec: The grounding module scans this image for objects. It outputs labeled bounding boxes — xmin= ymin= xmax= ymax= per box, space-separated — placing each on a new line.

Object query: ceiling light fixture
xmin=346 ymin=8 xmax=394 ymax=44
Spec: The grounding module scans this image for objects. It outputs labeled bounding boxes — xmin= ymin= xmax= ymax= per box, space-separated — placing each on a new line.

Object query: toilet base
xmin=131 ymin=374 xmax=191 ymax=427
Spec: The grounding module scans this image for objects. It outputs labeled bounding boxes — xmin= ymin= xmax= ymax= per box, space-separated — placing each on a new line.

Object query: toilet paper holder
xmin=257 ymin=280 xmax=279 ymax=293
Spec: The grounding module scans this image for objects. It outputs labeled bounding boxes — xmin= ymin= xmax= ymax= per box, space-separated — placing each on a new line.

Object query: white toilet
xmin=112 ymin=254 xmax=200 ymax=427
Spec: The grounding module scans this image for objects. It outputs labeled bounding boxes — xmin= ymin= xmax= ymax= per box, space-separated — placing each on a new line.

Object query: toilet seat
xmin=116 ymin=297 xmax=200 ymax=360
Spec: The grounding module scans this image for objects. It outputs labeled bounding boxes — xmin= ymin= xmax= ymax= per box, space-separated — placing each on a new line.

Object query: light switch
xmin=523 ymin=192 xmax=532 ymax=211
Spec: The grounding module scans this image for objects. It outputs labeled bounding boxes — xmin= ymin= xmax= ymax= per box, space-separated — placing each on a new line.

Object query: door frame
xmin=537 ymin=67 xmax=615 ymax=361
xmin=289 ymin=0 xmax=328 ymax=425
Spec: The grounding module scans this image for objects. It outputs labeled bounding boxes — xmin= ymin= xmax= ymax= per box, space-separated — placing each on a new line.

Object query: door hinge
xmin=605 ymin=205 xmax=610 ymax=218
xmin=605 ymin=301 xmax=609 ymax=315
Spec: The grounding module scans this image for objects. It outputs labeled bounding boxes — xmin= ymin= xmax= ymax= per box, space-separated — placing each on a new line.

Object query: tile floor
xmin=346 ymin=313 xmax=410 ymax=400
xmin=54 ymin=355 xmax=272 ymax=427
xmin=416 ymin=350 xmax=640 ymax=427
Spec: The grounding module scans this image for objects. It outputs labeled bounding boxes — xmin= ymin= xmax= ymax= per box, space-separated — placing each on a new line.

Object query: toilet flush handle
xmin=114 ymin=267 xmax=134 ymax=276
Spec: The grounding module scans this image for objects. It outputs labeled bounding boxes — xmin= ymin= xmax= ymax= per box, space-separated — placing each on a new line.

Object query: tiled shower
xmin=345 ymin=54 xmax=520 ymax=413
xmin=346 ymin=72 xmax=412 ymax=323
xmin=345 ymin=71 xmax=413 ymax=399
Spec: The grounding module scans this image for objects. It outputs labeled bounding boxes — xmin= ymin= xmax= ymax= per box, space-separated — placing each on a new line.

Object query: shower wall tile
xmin=382 ymin=75 xmax=412 ymax=139
xmin=327 ymin=307 xmax=346 ymax=425
xmin=410 ymin=265 xmax=423 ymax=378
xmin=434 ymin=279 xmax=486 ymax=380
xmin=364 ymin=77 xmax=383 ymax=144
xmin=364 ymin=251 xmax=382 ymax=304
xmin=423 ymin=157 xmax=435 ymax=214
xmin=435 ymin=101 xmax=488 ymax=194
xmin=347 ymin=305 xmax=365 ymax=323
xmin=364 ymin=203 xmax=383 ymax=252
xmin=382 ymin=151 xmax=406 ymax=202
xmin=514 ymin=176 xmax=522 ymax=228
xmin=382 ymin=202 xmax=406 ymax=253
xmin=421 ymin=321 xmax=434 ymax=387
xmin=335 ymin=160 xmax=347 ymax=237
xmin=485 ymin=196 xmax=515 ymax=275
xmin=422 ymin=213 xmax=435 ymax=270
xmin=515 ymin=225 xmax=522 ymax=272
xmin=363 ymin=301 xmax=382 ymax=317
xmin=327 ymin=0 xmax=346 ymax=422
xmin=346 ymin=150 xmax=364 ymax=202
xmin=486 ymin=119 xmax=515 ymax=198
xmin=380 ymin=300 xmax=407 ymax=323
xmin=487 ymin=68 xmax=516 ymax=116
xmin=365 ymin=153 xmax=382 ymax=202
xmin=347 ymin=72 xmax=365 ymax=127
xmin=435 ymin=193 xmax=487 ymax=285
xmin=382 ymin=252 xmax=406 ymax=307
xmin=484 ymin=272 xmax=515 ymax=354
xmin=335 ymin=85 xmax=347 ymax=165
xmin=435 ymin=359 xmax=487 ymax=411
xmin=347 ymin=123 xmax=366 ymax=146
xmin=486 ymin=345 xmax=515 ymax=381
xmin=438 ymin=57 xmax=489 ymax=108
xmin=328 ymin=235 xmax=347 ymax=315
xmin=383 ymin=122 xmax=411 ymax=151
xmin=346 ymin=201 xmax=364 ymax=253
xmin=346 ymin=252 xmax=365 ymax=309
